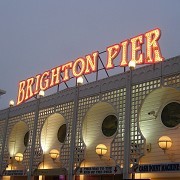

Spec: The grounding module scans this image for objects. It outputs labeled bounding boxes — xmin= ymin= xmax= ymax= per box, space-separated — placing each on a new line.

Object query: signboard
xmin=3 ymin=170 xmax=26 ymax=176
xmin=17 ymin=28 xmax=164 ymax=105
xmin=76 ymin=166 xmax=122 ymax=175
xmin=33 ymin=168 xmax=67 ymax=176
xmin=133 ymin=163 xmax=180 ymax=173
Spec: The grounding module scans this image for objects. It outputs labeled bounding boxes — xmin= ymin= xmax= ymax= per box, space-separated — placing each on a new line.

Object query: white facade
xmin=0 ymin=56 xmax=179 ymax=180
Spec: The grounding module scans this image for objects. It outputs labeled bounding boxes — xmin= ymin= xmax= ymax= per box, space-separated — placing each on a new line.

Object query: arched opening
xmin=139 ymin=87 xmax=180 ymax=164
xmin=40 ymin=113 xmax=66 ymax=169
xmin=8 ymin=121 xmax=29 ymax=170
xmin=82 ymin=102 xmax=117 ymax=167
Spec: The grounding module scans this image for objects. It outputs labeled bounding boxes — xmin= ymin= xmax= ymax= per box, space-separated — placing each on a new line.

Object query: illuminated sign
xmin=33 ymin=168 xmax=67 ymax=175
xmin=133 ymin=163 xmax=180 ymax=173
xmin=17 ymin=28 xmax=164 ymax=105
xmin=3 ymin=170 xmax=26 ymax=176
xmin=76 ymin=166 xmax=121 ymax=175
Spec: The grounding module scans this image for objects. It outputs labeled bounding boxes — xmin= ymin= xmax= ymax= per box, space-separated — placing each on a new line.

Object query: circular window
xmin=161 ymin=102 xmax=180 ymax=128
xmin=57 ymin=124 xmax=66 ymax=143
xmin=102 ymin=115 xmax=118 ymax=137
xmin=24 ymin=131 xmax=29 ymax=147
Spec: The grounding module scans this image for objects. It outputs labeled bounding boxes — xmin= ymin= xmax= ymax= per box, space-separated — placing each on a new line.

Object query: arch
xmin=82 ymin=101 xmax=117 ymax=166
xmin=139 ymin=87 xmax=180 ymax=139
xmin=138 ymin=87 xmax=180 ymax=163
xmin=40 ymin=113 xmax=66 ymax=154
xmin=8 ymin=121 xmax=29 ymax=157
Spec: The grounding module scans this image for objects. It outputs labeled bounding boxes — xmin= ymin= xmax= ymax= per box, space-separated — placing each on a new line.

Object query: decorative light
xmin=15 ymin=153 xmax=23 ymax=162
xmin=9 ymin=100 xmax=15 ymax=107
xmin=158 ymin=136 xmax=172 ymax=152
xmin=144 ymin=28 xmax=164 ymax=63
xmin=95 ymin=144 xmax=107 ymax=158
xmin=39 ymin=90 xmax=45 ymax=97
xmin=77 ymin=76 xmax=83 ymax=86
xmin=49 ymin=149 xmax=59 ymax=161
xmin=72 ymin=58 xmax=86 ymax=77
xmin=128 ymin=60 xmax=136 ymax=70
xmin=130 ymin=35 xmax=143 ymax=64
xmin=106 ymin=44 xmax=120 ymax=69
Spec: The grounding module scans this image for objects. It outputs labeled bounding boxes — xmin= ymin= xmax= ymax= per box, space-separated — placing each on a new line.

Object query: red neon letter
xmin=34 ymin=74 xmax=41 ymax=95
xmin=120 ymin=40 xmax=129 ymax=67
xmin=61 ymin=62 xmax=73 ymax=81
xmin=25 ymin=77 xmax=34 ymax=101
xmin=145 ymin=28 xmax=164 ymax=63
xmin=17 ymin=80 xmax=26 ymax=105
xmin=130 ymin=34 xmax=144 ymax=65
xmin=50 ymin=66 xmax=61 ymax=86
xmin=84 ymin=51 xmax=99 ymax=74
xmin=106 ymin=44 xmax=120 ymax=69
xmin=72 ymin=58 xmax=86 ymax=77
xmin=40 ymin=71 xmax=50 ymax=90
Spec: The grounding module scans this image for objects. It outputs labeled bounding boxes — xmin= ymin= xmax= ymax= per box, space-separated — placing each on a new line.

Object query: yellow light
xmin=79 ymin=175 xmax=85 ymax=180
xmin=77 ymin=76 xmax=84 ymax=86
xmin=14 ymin=153 xmax=23 ymax=162
xmin=106 ymin=44 xmax=120 ymax=69
xmin=61 ymin=62 xmax=73 ymax=81
xmin=128 ymin=60 xmax=136 ymax=70
xmin=49 ymin=149 xmax=59 ymax=160
xmin=144 ymin=28 xmax=164 ymax=63
xmin=72 ymin=58 xmax=86 ymax=77
xmin=39 ymin=71 xmax=50 ymax=91
xmin=130 ymin=35 xmax=144 ymax=64
xmin=158 ymin=136 xmax=172 ymax=152
xmin=84 ymin=52 xmax=98 ymax=74
xmin=120 ymin=40 xmax=129 ymax=66
xmin=39 ymin=90 xmax=45 ymax=97
xmin=95 ymin=144 xmax=107 ymax=157
xmin=9 ymin=100 xmax=15 ymax=107
xmin=50 ymin=66 xmax=61 ymax=86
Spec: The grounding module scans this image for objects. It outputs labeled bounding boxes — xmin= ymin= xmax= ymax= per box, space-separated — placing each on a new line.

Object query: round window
xmin=161 ymin=102 xmax=180 ymax=128
xmin=102 ymin=115 xmax=118 ymax=137
xmin=24 ymin=131 xmax=29 ymax=147
xmin=57 ymin=124 xmax=66 ymax=143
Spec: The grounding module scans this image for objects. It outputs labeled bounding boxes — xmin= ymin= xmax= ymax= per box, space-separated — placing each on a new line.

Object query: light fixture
xmin=95 ymin=144 xmax=107 ymax=158
xmin=158 ymin=136 xmax=172 ymax=153
xmin=39 ymin=90 xmax=45 ymax=98
xmin=9 ymin=100 xmax=15 ymax=107
xmin=14 ymin=153 xmax=23 ymax=162
xmin=49 ymin=149 xmax=59 ymax=161
xmin=77 ymin=76 xmax=83 ymax=86
xmin=128 ymin=60 xmax=136 ymax=70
